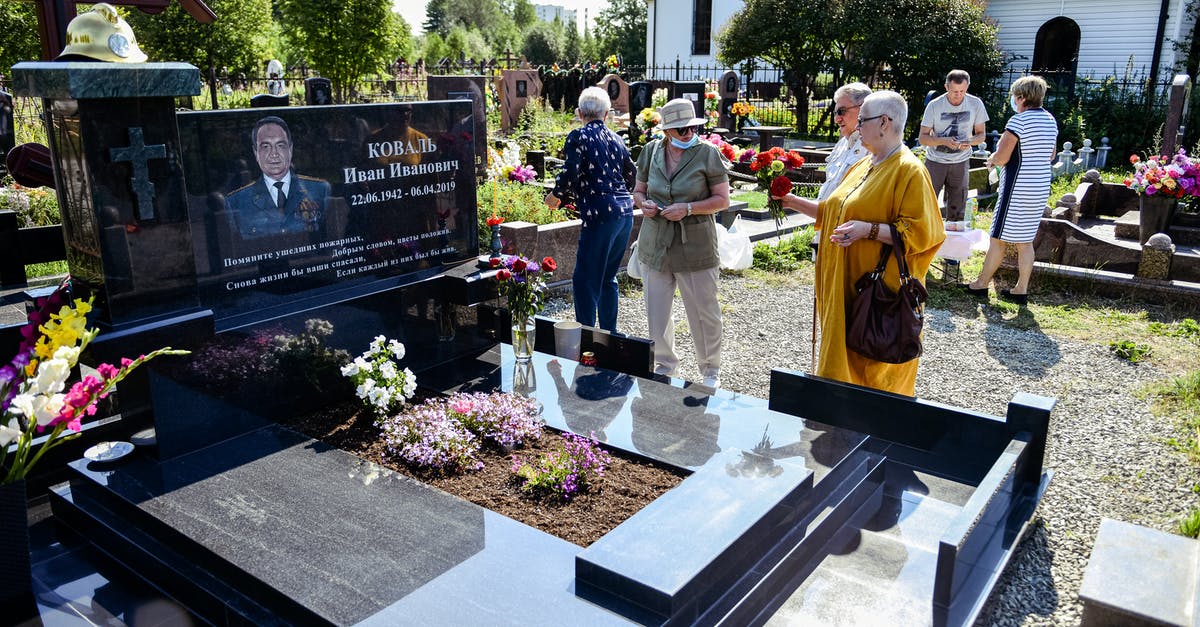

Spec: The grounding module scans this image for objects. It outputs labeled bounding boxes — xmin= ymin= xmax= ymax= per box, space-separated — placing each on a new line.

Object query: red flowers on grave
xmin=486 ymin=215 xmax=504 ymax=227
xmin=494 ymin=254 xmax=555 ymax=332
xmin=750 ymin=146 xmax=806 ymax=228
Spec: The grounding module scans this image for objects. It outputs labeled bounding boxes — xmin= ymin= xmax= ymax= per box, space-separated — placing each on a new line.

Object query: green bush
xmin=0 ymin=178 xmax=61 ymax=227
xmin=752 ymin=227 xmax=814 ymax=272
xmin=1149 ymin=318 xmax=1200 ymax=341
xmin=477 ymin=180 xmax=571 ymax=252
xmin=1180 ymin=507 xmax=1200 ymax=538
xmin=1109 ymin=339 xmax=1153 ymax=362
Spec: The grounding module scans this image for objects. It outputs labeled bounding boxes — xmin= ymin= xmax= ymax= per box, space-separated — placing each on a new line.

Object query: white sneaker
xmin=702 ymin=375 xmax=721 ymax=388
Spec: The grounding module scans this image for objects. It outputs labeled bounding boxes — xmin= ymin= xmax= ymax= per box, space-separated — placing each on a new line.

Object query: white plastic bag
xmin=626 ymin=242 xmax=643 ymax=279
xmin=717 ymin=218 xmax=753 ymax=270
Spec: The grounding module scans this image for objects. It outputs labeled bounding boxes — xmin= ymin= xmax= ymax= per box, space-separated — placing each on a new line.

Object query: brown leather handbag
xmin=846 ymin=224 xmax=927 ymax=364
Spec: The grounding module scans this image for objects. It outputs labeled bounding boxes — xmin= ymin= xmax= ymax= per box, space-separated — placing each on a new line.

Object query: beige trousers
xmin=642 ymin=265 xmax=722 ymax=379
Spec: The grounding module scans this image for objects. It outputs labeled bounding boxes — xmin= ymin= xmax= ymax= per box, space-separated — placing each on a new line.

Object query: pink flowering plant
xmin=502 ymin=164 xmax=538 ymax=184
xmin=380 ymin=391 xmax=544 ymax=471
xmin=0 ymin=283 xmax=187 ymax=484
xmin=510 ymin=431 xmax=611 ymax=501
xmin=341 ymin=335 xmax=417 ymax=421
xmin=1124 ymin=150 xmax=1200 ymax=198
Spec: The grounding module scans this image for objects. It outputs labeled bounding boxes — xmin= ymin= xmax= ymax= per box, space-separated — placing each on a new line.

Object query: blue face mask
xmin=1009 ymin=95 xmax=1020 ymax=111
xmin=670 ymin=134 xmax=700 ymax=150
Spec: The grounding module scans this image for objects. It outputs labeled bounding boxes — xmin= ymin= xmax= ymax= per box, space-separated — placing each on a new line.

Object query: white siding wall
xmin=984 ymin=0 xmax=1191 ymax=80
xmin=648 ymin=0 xmax=1194 ymax=83
xmin=648 ymin=0 xmax=710 ymax=68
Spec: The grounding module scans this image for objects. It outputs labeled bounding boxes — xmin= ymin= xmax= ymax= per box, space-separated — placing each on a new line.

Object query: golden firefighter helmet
xmin=58 ymin=3 xmax=147 ymax=63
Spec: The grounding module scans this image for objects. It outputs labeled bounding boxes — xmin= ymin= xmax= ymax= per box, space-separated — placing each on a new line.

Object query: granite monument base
xmin=51 ymin=346 xmax=1053 ymax=626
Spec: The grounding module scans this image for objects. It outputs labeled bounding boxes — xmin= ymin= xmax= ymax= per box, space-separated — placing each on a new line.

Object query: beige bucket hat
xmin=658 ymin=98 xmax=707 ymax=130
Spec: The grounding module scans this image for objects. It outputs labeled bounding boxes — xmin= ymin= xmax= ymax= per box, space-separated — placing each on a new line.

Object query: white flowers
xmin=10 ymin=345 xmax=78 ymax=427
xmin=342 ymin=336 xmax=416 ymax=421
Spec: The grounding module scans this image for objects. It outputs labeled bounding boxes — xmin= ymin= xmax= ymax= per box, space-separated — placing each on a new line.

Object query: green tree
xmin=513 ymin=0 xmax=537 ymax=31
xmin=594 ymin=0 xmax=646 ymax=66
xmin=717 ymin=0 xmax=840 ymax=133
xmin=445 ymin=25 xmax=493 ymax=63
xmin=580 ymin=23 xmax=599 ymax=63
xmin=425 ymin=0 xmax=450 ymax=37
xmin=563 ymin=20 xmax=581 ymax=65
xmin=0 ymin=2 xmax=41 ymax=72
xmin=419 ymin=33 xmax=451 ymax=64
xmin=128 ymin=0 xmax=274 ymax=74
xmin=842 ymin=0 xmax=1004 ymax=135
xmin=522 ymin=21 xmax=565 ymax=66
xmin=388 ymin=13 xmax=416 ymax=62
xmin=279 ymin=0 xmax=401 ymax=102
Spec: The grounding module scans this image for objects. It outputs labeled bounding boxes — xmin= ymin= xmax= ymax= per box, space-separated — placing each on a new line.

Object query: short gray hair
xmin=833 ymin=82 xmax=872 ymax=107
xmin=861 ymin=90 xmax=908 ymax=134
xmin=577 ymin=87 xmax=611 ymax=120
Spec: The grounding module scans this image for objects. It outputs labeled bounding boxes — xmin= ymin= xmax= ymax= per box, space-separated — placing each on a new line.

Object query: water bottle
xmin=965 ymin=197 xmax=977 ymax=229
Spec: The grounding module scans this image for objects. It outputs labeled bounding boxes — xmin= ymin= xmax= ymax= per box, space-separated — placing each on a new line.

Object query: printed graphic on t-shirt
xmin=934 ymin=111 xmax=971 ymax=153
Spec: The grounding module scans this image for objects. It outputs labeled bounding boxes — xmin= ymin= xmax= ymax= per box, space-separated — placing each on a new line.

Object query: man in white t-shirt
xmin=919 ymin=69 xmax=988 ymax=221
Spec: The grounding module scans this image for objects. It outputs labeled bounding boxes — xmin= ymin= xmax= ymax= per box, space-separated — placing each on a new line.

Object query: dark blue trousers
xmin=573 ymin=214 xmax=633 ymax=332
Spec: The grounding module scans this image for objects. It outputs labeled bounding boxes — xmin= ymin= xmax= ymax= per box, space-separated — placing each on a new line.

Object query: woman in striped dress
xmin=963 ymin=76 xmax=1057 ymax=305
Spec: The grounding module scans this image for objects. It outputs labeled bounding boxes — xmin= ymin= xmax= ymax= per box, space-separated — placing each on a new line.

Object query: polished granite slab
xmin=48 ymin=346 xmax=1051 ymax=626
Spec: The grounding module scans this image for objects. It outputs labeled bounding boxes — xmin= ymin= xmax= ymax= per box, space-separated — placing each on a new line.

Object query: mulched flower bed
xmin=279 ymin=399 xmax=688 ymax=547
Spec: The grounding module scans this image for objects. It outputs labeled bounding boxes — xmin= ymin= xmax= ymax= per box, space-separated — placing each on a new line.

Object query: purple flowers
xmin=507 ymin=165 xmax=537 ymax=184
xmin=1125 ymin=149 xmax=1200 ymax=199
xmin=380 ymin=391 xmax=544 ymax=471
xmin=511 ymin=431 xmax=611 ymax=501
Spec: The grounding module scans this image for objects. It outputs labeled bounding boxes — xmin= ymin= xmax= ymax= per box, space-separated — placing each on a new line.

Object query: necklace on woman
xmin=872 ymin=142 xmax=903 ymax=165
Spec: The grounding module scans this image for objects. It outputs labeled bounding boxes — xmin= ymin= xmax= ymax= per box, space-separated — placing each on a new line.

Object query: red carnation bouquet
xmin=748 ymin=147 xmax=805 ymax=228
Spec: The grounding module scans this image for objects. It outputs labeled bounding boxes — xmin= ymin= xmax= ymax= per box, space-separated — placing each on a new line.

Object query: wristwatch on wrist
xmin=686 ymin=203 xmax=693 ymax=217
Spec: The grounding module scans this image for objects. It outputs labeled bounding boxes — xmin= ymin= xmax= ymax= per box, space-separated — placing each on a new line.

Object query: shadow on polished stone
xmin=56 ymin=425 xmax=487 ymax=624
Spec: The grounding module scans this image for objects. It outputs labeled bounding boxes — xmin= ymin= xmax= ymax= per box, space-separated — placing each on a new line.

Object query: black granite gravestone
xmin=304 ymin=77 xmax=332 ymax=105
xmin=628 ymin=81 xmax=653 ymax=145
xmin=671 ymin=81 xmax=706 ymax=120
xmin=0 ymin=90 xmax=13 ymax=177
xmin=719 ymin=71 xmax=739 ymax=130
xmin=250 ymin=93 xmax=289 ymax=108
xmin=426 ymin=75 xmax=487 ymax=178
xmin=12 ymin=62 xmax=202 ymax=335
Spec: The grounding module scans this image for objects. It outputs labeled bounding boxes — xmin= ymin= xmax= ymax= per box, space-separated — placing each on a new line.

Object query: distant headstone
xmin=251 ymin=93 xmax=289 ymax=108
xmin=671 ymin=81 xmax=706 ymax=120
xmin=0 ymin=91 xmax=12 ymax=177
xmin=597 ymin=74 xmax=629 ymax=115
xmin=629 ymin=81 xmax=653 ymax=114
xmin=628 ymin=81 xmax=654 ymax=145
xmin=1163 ymin=74 xmax=1191 ymax=156
xmin=563 ymin=67 xmax=584 ymax=110
xmin=305 ymin=77 xmax=332 ymax=105
xmin=718 ymin=71 xmax=738 ymax=130
xmin=499 ymin=69 xmax=542 ymax=133
xmin=427 ymin=75 xmax=488 ymax=178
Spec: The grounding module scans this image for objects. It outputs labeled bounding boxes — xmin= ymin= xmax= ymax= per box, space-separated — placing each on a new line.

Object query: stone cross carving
xmin=109 ymin=127 xmax=166 ymax=220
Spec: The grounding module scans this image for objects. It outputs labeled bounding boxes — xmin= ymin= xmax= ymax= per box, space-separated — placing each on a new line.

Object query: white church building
xmin=646 ymin=0 xmax=1196 ymax=83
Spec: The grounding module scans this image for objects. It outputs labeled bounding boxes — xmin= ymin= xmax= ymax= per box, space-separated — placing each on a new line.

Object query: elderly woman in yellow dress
xmin=772 ymin=91 xmax=944 ymax=395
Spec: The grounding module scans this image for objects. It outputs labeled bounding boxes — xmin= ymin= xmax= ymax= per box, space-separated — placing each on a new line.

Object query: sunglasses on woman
xmin=673 ymin=126 xmax=699 ymax=136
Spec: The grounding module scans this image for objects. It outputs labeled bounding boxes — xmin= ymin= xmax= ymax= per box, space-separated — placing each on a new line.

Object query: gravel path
xmin=548 ymin=271 xmax=1199 ymax=626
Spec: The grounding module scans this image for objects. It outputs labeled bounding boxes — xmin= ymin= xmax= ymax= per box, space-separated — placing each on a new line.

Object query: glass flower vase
xmin=512 ymin=316 xmax=535 ymax=362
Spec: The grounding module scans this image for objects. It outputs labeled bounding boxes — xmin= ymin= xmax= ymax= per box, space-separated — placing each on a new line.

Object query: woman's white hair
xmin=577 ymin=86 xmax=612 ymax=120
xmin=861 ymin=90 xmax=908 ymax=134
xmin=833 ymin=82 xmax=872 ymax=107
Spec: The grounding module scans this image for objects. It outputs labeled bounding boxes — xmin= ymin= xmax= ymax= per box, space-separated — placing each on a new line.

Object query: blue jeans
xmin=573 ymin=214 xmax=633 ymax=332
